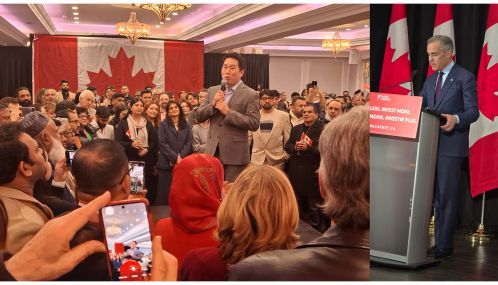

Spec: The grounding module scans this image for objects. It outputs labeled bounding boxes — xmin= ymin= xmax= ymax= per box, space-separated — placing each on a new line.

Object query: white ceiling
xmin=0 ymin=3 xmax=369 ymax=58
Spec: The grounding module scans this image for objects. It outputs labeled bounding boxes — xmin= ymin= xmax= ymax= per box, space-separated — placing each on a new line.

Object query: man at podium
xmin=420 ymin=35 xmax=479 ymax=259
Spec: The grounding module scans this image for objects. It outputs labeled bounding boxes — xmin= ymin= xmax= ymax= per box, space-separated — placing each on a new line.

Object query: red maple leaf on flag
xmin=477 ymin=44 xmax=498 ymax=121
xmin=87 ymin=47 xmax=156 ymax=95
xmin=379 ymin=38 xmax=412 ymax=95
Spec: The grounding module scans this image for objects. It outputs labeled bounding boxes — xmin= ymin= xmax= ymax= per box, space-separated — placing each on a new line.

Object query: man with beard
xmin=20 ymin=112 xmax=76 ymax=207
xmin=0 ymin=122 xmax=53 ymax=254
xmin=56 ymin=108 xmax=81 ymax=149
xmin=159 ymin=93 xmax=170 ymax=121
xmin=285 ymin=103 xmax=328 ymax=232
xmin=89 ymin=106 xmax=114 ymax=140
xmin=289 ymin=97 xmax=306 ymax=127
xmin=56 ymin=80 xmax=76 ymax=102
xmin=109 ymin=93 xmax=126 ymax=116
xmin=250 ymin=89 xmax=291 ymax=170
xmin=0 ymin=104 xmax=11 ymax=126
xmin=16 ymin=87 xmax=33 ymax=107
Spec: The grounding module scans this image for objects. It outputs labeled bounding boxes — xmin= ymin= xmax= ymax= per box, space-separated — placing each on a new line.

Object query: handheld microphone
xmin=220 ymin=79 xmax=227 ymax=92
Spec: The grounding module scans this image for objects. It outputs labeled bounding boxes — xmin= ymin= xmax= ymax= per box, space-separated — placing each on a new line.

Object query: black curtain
xmin=371 ymin=4 xmax=498 ymax=232
xmin=0 ymin=46 xmax=32 ymax=99
xmin=204 ymin=53 xmax=269 ymax=90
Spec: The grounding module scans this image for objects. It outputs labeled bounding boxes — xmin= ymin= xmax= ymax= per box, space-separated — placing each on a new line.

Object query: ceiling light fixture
xmin=74 ymin=21 xmax=79 ymax=24
xmin=74 ymin=17 xmax=79 ymax=20
xmin=345 ymin=28 xmax=351 ymax=31
xmin=73 ymin=12 xmax=79 ymax=15
xmin=172 ymin=12 xmax=178 ymax=16
xmin=115 ymin=12 xmax=151 ymax=45
xmin=71 ymin=6 xmax=78 ymax=10
xmin=138 ymin=4 xmax=191 ymax=23
xmin=322 ymin=28 xmax=351 ymax=58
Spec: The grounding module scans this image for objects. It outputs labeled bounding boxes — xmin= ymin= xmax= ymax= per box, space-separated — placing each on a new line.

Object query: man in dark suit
xmin=196 ymin=53 xmax=260 ymax=182
xmin=284 ymin=103 xmax=327 ymax=232
xmin=421 ymin=35 xmax=479 ymax=259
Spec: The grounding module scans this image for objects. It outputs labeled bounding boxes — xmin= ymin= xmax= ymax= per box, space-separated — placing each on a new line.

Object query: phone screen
xmin=65 ymin=150 xmax=77 ymax=166
xmin=129 ymin=161 xmax=145 ymax=194
xmin=101 ymin=202 xmax=152 ymax=281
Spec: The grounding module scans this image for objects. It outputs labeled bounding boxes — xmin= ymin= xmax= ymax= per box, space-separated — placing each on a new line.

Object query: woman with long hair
xmin=109 ymin=104 xmax=128 ymax=128
xmin=156 ymin=100 xmax=192 ymax=205
xmin=180 ymin=164 xmax=299 ymax=281
xmin=143 ymin=101 xmax=160 ymax=203
xmin=180 ymin=100 xmax=193 ymax=123
xmin=115 ymin=97 xmax=157 ymax=199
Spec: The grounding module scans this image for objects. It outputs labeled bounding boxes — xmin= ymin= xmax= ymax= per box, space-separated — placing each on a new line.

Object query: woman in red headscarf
xmin=154 ymin=153 xmax=223 ymax=270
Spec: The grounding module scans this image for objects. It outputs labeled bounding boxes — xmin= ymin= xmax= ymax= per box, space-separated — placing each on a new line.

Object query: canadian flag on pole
xmin=469 ymin=4 xmax=498 ymax=197
xmin=427 ymin=4 xmax=456 ymax=78
xmin=379 ymin=4 xmax=412 ymax=95
xmin=33 ymin=36 xmax=203 ymax=96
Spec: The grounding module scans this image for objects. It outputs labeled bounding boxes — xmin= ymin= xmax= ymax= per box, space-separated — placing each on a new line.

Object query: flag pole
xmin=467 ymin=192 xmax=493 ymax=242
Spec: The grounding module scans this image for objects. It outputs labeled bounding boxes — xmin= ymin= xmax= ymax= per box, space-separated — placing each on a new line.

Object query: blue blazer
xmin=156 ymin=119 xmax=192 ymax=170
xmin=421 ymin=63 xmax=479 ymax=157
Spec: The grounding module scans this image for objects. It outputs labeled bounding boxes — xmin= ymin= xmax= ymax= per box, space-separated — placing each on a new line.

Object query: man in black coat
xmin=284 ymin=103 xmax=327 ymax=232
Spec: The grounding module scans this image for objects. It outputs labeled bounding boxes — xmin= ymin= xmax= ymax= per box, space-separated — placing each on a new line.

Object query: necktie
xmin=434 ymin=71 xmax=444 ymax=104
xmin=225 ymin=87 xmax=234 ymax=104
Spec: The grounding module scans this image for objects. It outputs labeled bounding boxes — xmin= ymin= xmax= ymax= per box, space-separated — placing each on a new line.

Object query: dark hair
xmin=16 ymin=87 xmax=29 ymax=95
xmin=165 ymin=100 xmax=187 ymax=129
xmin=56 ymin=100 xmax=77 ymax=113
xmin=269 ymin=89 xmax=280 ymax=98
xmin=141 ymin=90 xmax=152 ymax=96
xmin=290 ymin=92 xmax=300 ymax=98
xmin=60 ymin=80 xmax=69 ymax=85
xmin=87 ymin=86 xmax=97 ymax=92
xmin=304 ymin=102 xmax=318 ymax=114
xmin=109 ymin=104 xmax=128 ymax=127
xmin=128 ymin=97 xmax=144 ymax=114
xmin=76 ymin=107 xmax=89 ymax=116
xmin=354 ymin=89 xmax=364 ymax=96
xmin=56 ymin=108 xmax=72 ymax=120
xmin=179 ymin=100 xmax=193 ymax=111
xmin=222 ymin=53 xmax=246 ymax=71
xmin=111 ymin=93 xmax=125 ymax=101
xmin=0 ymin=122 xmax=32 ymax=184
xmin=259 ymin=89 xmax=271 ymax=99
xmin=0 ymin=97 xmax=18 ymax=106
xmin=291 ymin=96 xmax=306 ymax=105
xmin=0 ymin=103 xmax=7 ymax=111
xmin=96 ymin=106 xmax=110 ymax=119
xmin=72 ymin=139 xmax=128 ymax=197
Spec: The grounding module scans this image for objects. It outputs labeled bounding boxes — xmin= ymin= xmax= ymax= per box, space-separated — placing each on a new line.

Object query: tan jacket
xmin=0 ymin=186 xmax=53 ymax=254
xmin=250 ymin=109 xmax=291 ymax=170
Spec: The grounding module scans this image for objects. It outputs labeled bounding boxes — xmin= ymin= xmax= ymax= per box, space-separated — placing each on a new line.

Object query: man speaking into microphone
xmin=196 ymin=53 xmax=260 ymax=182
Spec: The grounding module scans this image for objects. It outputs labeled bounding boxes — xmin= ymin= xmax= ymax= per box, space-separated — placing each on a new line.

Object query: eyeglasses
xmin=260 ymin=97 xmax=274 ymax=101
xmin=78 ymin=114 xmax=88 ymax=119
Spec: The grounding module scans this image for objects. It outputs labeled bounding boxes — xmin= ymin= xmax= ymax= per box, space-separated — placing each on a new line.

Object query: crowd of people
xmin=0 ymin=53 xmax=369 ymax=281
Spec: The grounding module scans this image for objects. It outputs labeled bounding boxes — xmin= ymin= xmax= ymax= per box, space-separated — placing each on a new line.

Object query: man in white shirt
xmin=90 ymin=106 xmax=115 ymax=140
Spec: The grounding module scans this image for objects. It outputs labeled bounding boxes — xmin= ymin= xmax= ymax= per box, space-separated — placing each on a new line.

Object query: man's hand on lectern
xmin=440 ymin=114 xmax=457 ymax=132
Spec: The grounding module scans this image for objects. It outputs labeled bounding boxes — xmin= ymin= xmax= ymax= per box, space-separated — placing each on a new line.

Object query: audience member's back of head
xmin=56 ymin=100 xmax=77 ymax=113
xmin=217 ymin=164 xmax=299 ymax=265
xmin=169 ymin=153 xmax=224 ymax=233
xmin=72 ymin=139 xmax=129 ymax=201
xmin=319 ymin=105 xmax=369 ymax=230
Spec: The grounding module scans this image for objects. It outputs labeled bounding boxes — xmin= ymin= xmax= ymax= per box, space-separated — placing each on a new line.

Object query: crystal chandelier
xmin=322 ymin=28 xmax=351 ymax=58
xmin=139 ymin=4 xmax=191 ymax=23
xmin=115 ymin=12 xmax=151 ymax=45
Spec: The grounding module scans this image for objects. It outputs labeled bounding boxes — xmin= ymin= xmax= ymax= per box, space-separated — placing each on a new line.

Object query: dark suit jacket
xmin=156 ymin=120 xmax=192 ymax=170
xmin=421 ymin=63 xmax=479 ymax=157
xmin=196 ymin=82 xmax=260 ymax=165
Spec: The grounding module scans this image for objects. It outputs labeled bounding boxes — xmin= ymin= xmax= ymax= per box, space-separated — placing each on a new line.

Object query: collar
xmin=441 ymin=61 xmax=455 ymax=75
xmin=0 ymin=186 xmax=54 ymax=218
xmin=228 ymin=80 xmax=243 ymax=91
xmin=297 ymin=225 xmax=369 ymax=250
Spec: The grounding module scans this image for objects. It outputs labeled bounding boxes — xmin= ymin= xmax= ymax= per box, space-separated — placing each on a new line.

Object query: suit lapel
xmin=435 ymin=64 xmax=458 ymax=109
xmin=227 ymin=83 xmax=245 ymax=108
xmin=425 ymin=73 xmax=437 ymax=109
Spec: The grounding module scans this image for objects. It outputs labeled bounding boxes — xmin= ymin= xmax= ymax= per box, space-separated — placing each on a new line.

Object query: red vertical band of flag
xmin=427 ymin=4 xmax=456 ymax=78
xmin=33 ymin=35 xmax=78 ymax=93
xmin=165 ymin=41 xmax=204 ymax=99
xmin=469 ymin=4 xmax=498 ymax=197
xmin=379 ymin=4 xmax=412 ymax=95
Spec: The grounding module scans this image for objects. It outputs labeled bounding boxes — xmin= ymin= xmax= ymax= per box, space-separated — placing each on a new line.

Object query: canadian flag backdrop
xmin=469 ymin=4 xmax=498 ymax=197
xmin=427 ymin=4 xmax=456 ymax=78
xmin=33 ymin=35 xmax=203 ymax=96
xmin=378 ymin=4 xmax=412 ymax=95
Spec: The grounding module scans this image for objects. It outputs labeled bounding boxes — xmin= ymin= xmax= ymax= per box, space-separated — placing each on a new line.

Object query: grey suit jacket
xmin=196 ymin=82 xmax=260 ymax=165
